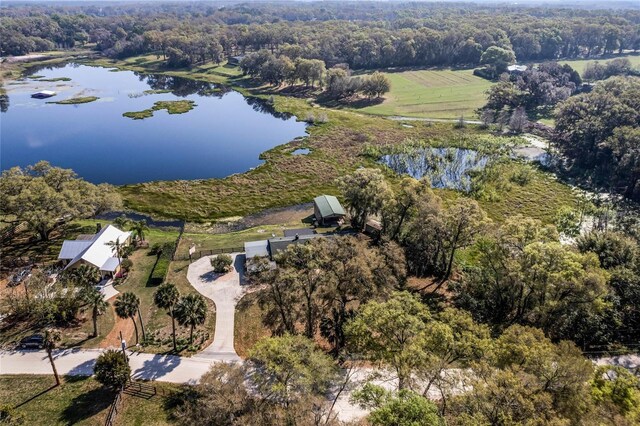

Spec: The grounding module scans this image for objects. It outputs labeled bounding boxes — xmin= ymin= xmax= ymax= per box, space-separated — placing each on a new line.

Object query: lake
xmin=382 ymin=147 xmax=489 ymax=192
xmin=0 ymin=63 xmax=307 ymax=184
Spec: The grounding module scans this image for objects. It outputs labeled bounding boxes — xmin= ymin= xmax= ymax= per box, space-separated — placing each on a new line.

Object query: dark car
xmin=8 ymin=268 xmax=31 ymax=287
xmin=19 ymin=334 xmax=44 ymax=349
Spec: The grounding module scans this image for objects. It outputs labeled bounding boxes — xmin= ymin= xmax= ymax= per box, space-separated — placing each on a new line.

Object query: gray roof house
xmin=244 ymin=232 xmax=334 ymax=261
xmin=313 ymin=195 xmax=346 ymax=225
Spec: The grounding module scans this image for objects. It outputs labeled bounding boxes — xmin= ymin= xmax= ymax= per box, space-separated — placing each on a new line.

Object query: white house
xmin=58 ymin=224 xmax=132 ymax=278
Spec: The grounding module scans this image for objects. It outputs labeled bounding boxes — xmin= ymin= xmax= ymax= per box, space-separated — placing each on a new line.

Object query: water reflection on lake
xmin=1 ymin=63 xmax=307 ymax=184
xmin=382 ymin=147 xmax=489 ymax=191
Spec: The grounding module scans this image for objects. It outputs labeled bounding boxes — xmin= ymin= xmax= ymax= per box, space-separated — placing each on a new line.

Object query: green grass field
xmin=0 ymin=375 xmax=176 ymax=425
xmin=560 ymin=54 xmax=640 ymax=76
xmin=359 ymin=68 xmax=493 ymax=119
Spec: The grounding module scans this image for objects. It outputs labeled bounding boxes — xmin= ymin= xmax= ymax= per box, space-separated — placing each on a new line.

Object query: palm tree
xmin=129 ymin=220 xmax=149 ymax=244
xmin=65 ymin=264 xmax=101 ymax=287
xmin=175 ymin=293 xmax=207 ymax=345
xmin=114 ymin=292 xmax=141 ymax=345
xmin=82 ymin=287 xmax=109 ymax=337
xmin=113 ymin=215 xmax=131 ymax=230
xmin=154 ymin=283 xmax=180 ymax=351
xmin=106 ymin=237 xmax=124 ymax=267
xmin=44 ymin=328 xmax=61 ymax=386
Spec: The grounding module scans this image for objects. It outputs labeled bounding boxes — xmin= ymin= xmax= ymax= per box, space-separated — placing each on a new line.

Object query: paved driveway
xmin=0 ymin=348 xmax=214 ymax=384
xmin=186 ymin=254 xmax=247 ymax=361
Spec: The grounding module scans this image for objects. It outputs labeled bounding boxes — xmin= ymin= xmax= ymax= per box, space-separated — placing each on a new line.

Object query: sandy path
xmin=99 ymin=302 xmax=135 ymax=349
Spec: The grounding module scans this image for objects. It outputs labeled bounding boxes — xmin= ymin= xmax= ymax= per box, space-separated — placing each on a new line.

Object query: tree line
xmin=239 ymin=51 xmax=391 ymax=99
xmin=248 ymin=166 xmax=639 ymax=360
xmin=2 ymin=2 xmax=639 ymax=71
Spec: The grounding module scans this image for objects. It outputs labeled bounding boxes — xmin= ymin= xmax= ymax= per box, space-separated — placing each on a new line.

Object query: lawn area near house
xmin=177 ymin=224 xmax=319 ymax=258
xmin=0 ymin=375 xmax=176 ymax=425
xmin=110 ymin=227 xmax=215 ymax=355
xmin=356 ymin=68 xmax=493 ymax=119
xmin=0 ymin=220 xmax=212 ymax=355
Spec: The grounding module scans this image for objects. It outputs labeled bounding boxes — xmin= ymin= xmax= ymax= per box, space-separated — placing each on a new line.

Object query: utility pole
xmin=120 ymin=331 xmax=128 ymax=363
xmin=137 ymin=307 xmax=146 ymax=342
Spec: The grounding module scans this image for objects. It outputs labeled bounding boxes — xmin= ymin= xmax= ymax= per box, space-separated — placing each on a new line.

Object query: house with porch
xmin=58 ymin=224 xmax=132 ymax=279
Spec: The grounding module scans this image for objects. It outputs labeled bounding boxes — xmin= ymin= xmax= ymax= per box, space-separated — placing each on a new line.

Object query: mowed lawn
xmin=559 ymin=53 xmax=640 ymax=76
xmin=360 ymin=69 xmax=493 ymax=119
xmin=0 ymin=375 xmax=176 ymax=425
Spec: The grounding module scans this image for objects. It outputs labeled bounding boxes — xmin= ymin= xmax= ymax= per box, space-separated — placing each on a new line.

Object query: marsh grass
xmin=38 ymin=76 xmax=71 ymax=82
xmin=48 ymin=96 xmax=98 ymax=105
xmin=82 ymin=55 xmax=580 ymax=225
xmin=123 ymin=100 xmax=196 ymax=119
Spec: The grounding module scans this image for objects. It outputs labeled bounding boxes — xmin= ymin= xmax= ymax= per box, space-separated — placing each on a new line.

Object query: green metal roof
xmin=314 ymin=195 xmax=346 ymax=218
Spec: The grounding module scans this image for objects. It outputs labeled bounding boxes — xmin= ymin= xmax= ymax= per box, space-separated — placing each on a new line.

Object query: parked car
xmin=19 ymin=334 xmax=44 ymax=349
xmin=8 ymin=268 xmax=31 ymax=287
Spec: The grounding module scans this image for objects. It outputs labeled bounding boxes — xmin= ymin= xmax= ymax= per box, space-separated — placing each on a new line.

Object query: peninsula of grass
xmin=123 ymin=99 xmax=196 ymax=119
xmin=48 ymin=96 xmax=99 ymax=105
xmin=39 ymin=77 xmax=72 ymax=82
xmin=143 ymin=89 xmax=171 ymax=95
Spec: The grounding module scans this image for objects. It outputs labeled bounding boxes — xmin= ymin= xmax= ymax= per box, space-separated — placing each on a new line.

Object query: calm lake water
xmin=0 ymin=63 xmax=307 ymax=184
xmin=382 ymin=147 xmax=489 ymax=192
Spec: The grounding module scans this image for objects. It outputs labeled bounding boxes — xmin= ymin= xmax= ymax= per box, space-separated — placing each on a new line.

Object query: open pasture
xmin=359 ymin=68 xmax=492 ymax=119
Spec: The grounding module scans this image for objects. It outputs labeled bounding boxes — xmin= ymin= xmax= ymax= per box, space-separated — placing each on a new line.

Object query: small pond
xmin=382 ymin=147 xmax=489 ymax=191
xmin=1 ymin=63 xmax=307 ymax=184
xmin=291 ymin=148 xmax=310 ymax=155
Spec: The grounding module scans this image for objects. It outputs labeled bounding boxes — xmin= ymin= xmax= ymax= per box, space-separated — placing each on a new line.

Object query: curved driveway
xmin=186 ymin=254 xmax=247 ymax=361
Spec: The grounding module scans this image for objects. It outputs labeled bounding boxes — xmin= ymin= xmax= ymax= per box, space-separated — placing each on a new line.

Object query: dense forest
xmin=2 ymin=2 xmax=640 ymax=70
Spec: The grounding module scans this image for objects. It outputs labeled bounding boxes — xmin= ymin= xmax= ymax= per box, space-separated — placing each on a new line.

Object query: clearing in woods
xmin=358 ymin=68 xmax=493 ymax=119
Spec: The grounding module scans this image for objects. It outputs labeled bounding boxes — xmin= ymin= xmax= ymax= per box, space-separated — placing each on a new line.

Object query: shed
xmin=507 ymin=65 xmax=528 ymax=73
xmin=313 ymin=195 xmax=346 ymax=226
xmin=31 ymin=90 xmax=56 ymax=99
xmin=227 ymin=55 xmax=245 ymax=66
xmin=245 ymin=240 xmax=269 ymax=259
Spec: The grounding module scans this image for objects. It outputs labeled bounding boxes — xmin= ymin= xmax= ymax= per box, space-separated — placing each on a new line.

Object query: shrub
xmin=316 ymin=112 xmax=328 ymax=123
xmin=0 ymin=404 xmax=24 ymax=424
xmin=304 ymin=111 xmax=315 ymax=123
xmin=211 ymin=254 xmax=233 ymax=273
xmin=94 ymin=349 xmax=131 ymax=390
xmin=150 ymin=241 xmax=175 ymax=258
xmin=120 ymin=258 xmax=133 ymax=271
xmin=150 ymin=257 xmax=170 ymax=284
xmin=510 ymin=166 xmax=533 ymax=186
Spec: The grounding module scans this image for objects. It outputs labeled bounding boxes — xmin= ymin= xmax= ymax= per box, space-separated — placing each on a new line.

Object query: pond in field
xmin=382 ymin=147 xmax=489 ymax=192
xmin=0 ymin=63 xmax=307 ymax=184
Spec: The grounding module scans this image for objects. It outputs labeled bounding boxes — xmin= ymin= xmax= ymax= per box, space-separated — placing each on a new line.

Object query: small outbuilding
xmin=31 ymin=90 xmax=56 ymax=99
xmin=507 ymin=65 xmax=528 ymax=73
xmin=244 ymin=240 xmax=270 ymax=259
xmin=313 ymin=195 xmax=346 ymax=226
xmin=227 ymin=55 xmax=245 ymax=66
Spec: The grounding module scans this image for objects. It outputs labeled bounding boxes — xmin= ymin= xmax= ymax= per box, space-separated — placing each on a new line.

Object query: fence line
xmin=174 ymin=246 xmax=245 ymax=262
xmin=104 ymin=385 xmax=124 ymax=426
xmin=170 ymin=222 xmax=186 ymax=261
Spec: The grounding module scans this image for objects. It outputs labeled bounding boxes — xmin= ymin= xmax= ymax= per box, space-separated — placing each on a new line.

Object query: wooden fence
xmin=104 ymin=385 xmax=124 ymax=426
